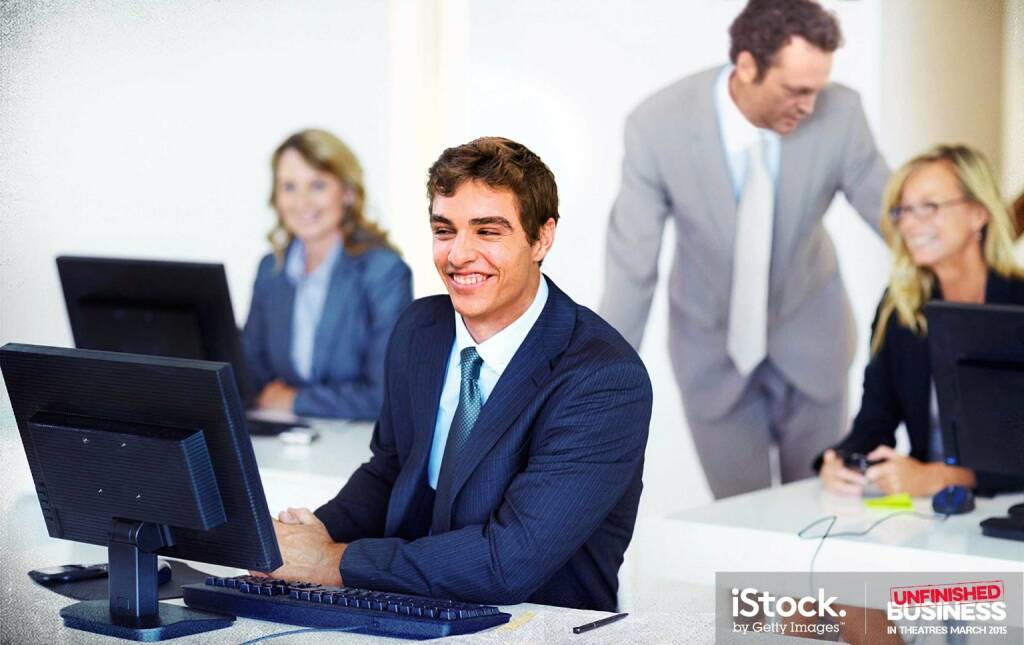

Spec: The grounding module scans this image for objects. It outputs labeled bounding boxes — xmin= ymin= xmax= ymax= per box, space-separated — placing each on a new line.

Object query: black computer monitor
xmin=0 ymin=343 xmax=282 ymax=640
xmin=56 ymin=256 xmax=252 ymax=403
xmin=927 ymin=301 xmax=1024 ymax=541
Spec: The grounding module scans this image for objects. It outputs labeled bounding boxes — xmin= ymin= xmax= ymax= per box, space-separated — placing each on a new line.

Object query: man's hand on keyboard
xmin=251 ymin=506 xmax=346 ymax=587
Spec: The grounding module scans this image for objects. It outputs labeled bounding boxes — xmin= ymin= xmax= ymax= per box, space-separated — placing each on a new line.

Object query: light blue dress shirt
xmin=427 ymin=277 xmax=550 ymax=489
xmin=713 ymin=65 xmax=781 ymax=199
xmin=284 ymin=239 xmax=342 ymax=381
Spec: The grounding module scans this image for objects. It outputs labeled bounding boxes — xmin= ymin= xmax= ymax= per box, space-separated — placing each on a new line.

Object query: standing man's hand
xmin=253 ymin=507 xmax=346 ymax=586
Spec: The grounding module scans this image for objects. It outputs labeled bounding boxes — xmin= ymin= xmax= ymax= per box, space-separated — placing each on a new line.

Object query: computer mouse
xmin=157 ymin=560 xmax=172 ymax=585
xmin=1005 ymin=503 xmax=1024 ymax=521
xmin=931 ymin=485 xmax=975 ymax=515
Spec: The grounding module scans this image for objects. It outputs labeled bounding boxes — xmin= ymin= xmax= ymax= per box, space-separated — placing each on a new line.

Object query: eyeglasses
xmin=888 ymin=196 xmax=969 ymax=223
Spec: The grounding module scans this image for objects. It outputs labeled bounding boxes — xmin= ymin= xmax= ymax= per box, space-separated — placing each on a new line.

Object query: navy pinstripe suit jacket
xmin=314 ymin=276 xmax=652 ymax=611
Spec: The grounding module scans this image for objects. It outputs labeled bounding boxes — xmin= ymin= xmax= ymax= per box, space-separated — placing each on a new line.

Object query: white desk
xmin=250 ymin=419 xmax=373 ymax=513
xmin=2 ymin=538 xmax=684 ymax=645
xmin=0 ymin=413 xmax=703 ymax=643
xmin=634 ymin=479 xmax=1024 ymax=588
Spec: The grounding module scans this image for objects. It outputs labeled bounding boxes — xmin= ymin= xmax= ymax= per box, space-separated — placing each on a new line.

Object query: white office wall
xmin=878 ymin=0 xmax=1005 ymax=176
xmin=0 ymin=1 xmax=392 ymax=349
xmin=1004 ymin=0 xmax=1024 ymax=198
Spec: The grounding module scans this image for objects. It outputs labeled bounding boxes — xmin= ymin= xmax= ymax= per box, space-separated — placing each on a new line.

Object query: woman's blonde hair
xmin=872 ymin=144 xmax=1023 ymax=354
xmin=268 ymin=129 xmax=394 ymax=263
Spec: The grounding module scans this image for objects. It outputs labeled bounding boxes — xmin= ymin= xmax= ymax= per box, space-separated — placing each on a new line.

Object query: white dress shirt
xmin=284 ymin=239 xmax=342 ymax=381
xmin=427 ymin=276 xmax=550 ymax=489
xmin=713 ymin=65 xmax=781 ymax=198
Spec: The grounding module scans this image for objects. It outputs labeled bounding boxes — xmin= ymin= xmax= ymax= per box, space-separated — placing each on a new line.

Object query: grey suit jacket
xmin=600 ymin=66 xmax=888 ymax=421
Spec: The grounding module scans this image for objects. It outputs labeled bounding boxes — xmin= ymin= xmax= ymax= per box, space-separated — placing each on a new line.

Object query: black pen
xmin=572 ymin=612 xmax=628 ymax=634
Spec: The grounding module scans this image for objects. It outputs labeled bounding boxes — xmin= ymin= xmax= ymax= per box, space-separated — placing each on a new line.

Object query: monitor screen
xmin=57 ymin=256 xmax=252 ymax=402
xmin=926 ymin=301 xmax=1024 ymax=477
xmin=0 ymin=343 xmax=280 ymax=572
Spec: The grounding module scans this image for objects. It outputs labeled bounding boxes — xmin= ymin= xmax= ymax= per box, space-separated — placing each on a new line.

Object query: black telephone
xmin=29 ymin=561 xmax=172 ymax=585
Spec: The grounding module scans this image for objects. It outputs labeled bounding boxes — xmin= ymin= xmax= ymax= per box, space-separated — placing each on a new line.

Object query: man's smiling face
xmin=430 ymin=180 xmax=554 ymax=342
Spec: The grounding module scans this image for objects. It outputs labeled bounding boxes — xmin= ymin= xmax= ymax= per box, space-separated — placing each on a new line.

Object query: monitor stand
xmin=980 ymin=502 xmax=1024 ymax=542
xmin=59 ymin=520 xmax=234 ymax=641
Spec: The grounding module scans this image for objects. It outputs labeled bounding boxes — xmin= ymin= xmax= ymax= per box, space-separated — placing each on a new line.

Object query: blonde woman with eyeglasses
xmin=816 ymin=144 xmax=1024 ymax=497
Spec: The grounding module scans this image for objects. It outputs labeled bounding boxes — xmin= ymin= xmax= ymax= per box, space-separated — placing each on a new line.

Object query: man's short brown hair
xmin=426 ymin=137 xmax=560 ymax=244
xmin=729 ymin=0 xmax=842 ymax=81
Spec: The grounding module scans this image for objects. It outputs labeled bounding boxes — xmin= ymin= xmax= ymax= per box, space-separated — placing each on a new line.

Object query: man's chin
xmin=773 ymin=117 xmax=801 ymax=134
xmin=448 ymin=293 xmax=484 ymax=319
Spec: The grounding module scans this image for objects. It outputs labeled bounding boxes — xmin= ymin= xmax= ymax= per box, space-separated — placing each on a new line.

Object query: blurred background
xmin=1 ymin=0 xmax=1021 ymax=526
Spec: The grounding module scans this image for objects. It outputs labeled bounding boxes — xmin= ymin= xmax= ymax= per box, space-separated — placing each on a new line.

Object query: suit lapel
xmin=267 ymin=271 xmax=301 ymax=383
xmin=770 ymin=129 xmax=815 ymax=288
xmin=385 ymin=305 xmax=454 ymax=536
xmin=686 ymin=66 xmax=738 ymax=252
xmin=434 ymin=277 xmax=575 ymax=533
xmin=311 ymin=252 xmax=357 ymax=378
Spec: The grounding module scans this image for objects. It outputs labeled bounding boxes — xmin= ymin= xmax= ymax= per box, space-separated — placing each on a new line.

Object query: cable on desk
xmin=796 ymin=512 xmax=948 ymax=592
xmin=240 ymin=625 xmax=365 ymax=644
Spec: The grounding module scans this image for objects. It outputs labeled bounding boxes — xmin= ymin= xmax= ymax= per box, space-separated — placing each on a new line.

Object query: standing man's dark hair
xmin=729 ymin=0 xmax=842 ymax=81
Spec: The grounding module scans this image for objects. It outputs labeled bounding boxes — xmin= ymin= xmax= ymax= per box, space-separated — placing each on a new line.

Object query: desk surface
xmin=2 ymin=545 xmax=703 ymax=644
xmin=0 ymin=412 xmax=705 ymax=643
xmin=634 ymin=478 xmax=1024 ymax=588
xmin=6 ymin=403 xmax=1021 ymax=642
xmin=250 ymin=419 xmax=374 ymax=513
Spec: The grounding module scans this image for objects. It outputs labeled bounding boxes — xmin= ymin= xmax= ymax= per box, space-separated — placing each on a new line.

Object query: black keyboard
xmin=182 ymin=576 xmax=511 ymax=640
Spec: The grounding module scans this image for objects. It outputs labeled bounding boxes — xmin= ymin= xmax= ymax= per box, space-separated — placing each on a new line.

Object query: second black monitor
xmin=927 ymin=300 xmax=1024 ymax=476
xmin=57 ymin=256 xmax=252 ymax=402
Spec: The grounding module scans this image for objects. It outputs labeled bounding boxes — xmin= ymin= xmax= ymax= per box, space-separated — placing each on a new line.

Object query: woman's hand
xmin=258 ymin=380 xmax=297 ymax=411
xmin=864 ymin=445 xmax=974 ymax=496
xmin=819 ymin=449 xmax=867 ymax=496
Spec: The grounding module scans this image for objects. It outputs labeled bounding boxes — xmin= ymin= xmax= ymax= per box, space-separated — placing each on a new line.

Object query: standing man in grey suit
xmin=600 ymin=0 xmax=889 ymax=498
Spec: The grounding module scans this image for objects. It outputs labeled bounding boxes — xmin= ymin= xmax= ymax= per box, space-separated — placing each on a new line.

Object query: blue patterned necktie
xmin=434 ymin=345 xmax=484 ymax=514
xmin=440 ymin=347 xmax=484 ymax=469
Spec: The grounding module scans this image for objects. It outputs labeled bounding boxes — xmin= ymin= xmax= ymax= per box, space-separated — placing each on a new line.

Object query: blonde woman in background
xmin=242 ymin=129 xmax=412 ymax=420
xmin=817 ymin=144 xmax=1024 ymax=496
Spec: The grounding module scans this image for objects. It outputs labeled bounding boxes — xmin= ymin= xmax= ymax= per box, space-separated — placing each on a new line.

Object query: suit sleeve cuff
xmin=338 ymin=538 xmax=382 ymax=590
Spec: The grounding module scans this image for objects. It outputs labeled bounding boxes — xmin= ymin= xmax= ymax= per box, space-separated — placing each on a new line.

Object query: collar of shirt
xmin=284 ymin=238 xmax=342 ymax=286
xmin=426 ymin=275 xmax=550 ymax=490
xmin=714 ymin=65 xmax=781 ymax=196
xmin=451 ymin=275 xmax=549 ymax=381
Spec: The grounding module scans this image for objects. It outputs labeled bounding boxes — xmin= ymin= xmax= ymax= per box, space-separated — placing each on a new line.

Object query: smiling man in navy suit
xmin=265 ymin=137 xmax=652 ymax=611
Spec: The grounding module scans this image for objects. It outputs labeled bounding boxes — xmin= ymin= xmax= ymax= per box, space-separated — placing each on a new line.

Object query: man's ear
xmin=735 ymin=50 xmax=759 ymax=84
xmin=531 ymin=218 xmax=557 ymax=263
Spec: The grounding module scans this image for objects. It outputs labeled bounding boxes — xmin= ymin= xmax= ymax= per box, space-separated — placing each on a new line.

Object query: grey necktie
xmin=437 ymin=347 xmax=484 ymax=481
xmin=727 ymin=135 xmax=774 ymax=375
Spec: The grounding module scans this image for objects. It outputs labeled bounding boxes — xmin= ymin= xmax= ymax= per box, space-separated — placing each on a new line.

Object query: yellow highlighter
xmin=864 ymin=493 xmax=914 ymax=510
